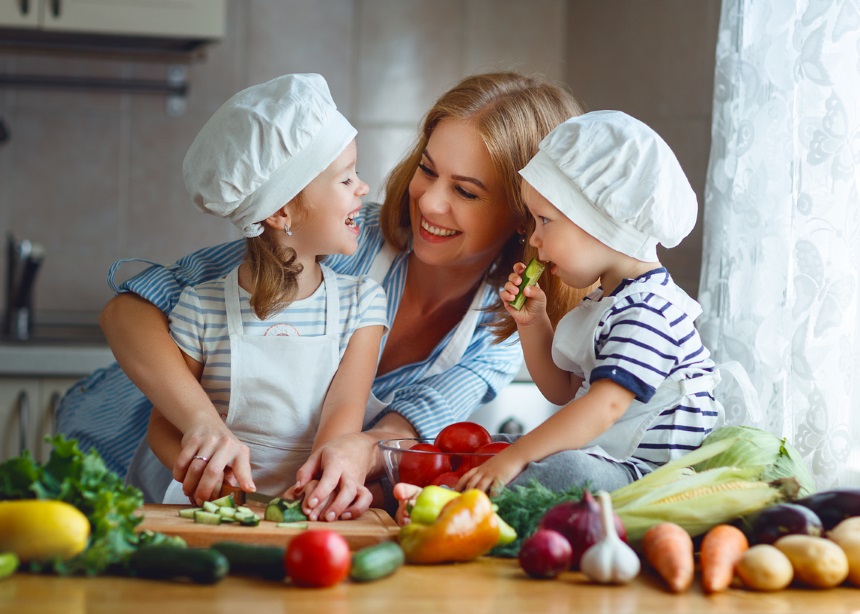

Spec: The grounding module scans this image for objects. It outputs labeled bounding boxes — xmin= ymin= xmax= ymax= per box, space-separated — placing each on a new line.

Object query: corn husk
xmin=690 ymin=426 xmax=816 ymax=497
xmin=610 ymin=435 xmax=791 ymax=547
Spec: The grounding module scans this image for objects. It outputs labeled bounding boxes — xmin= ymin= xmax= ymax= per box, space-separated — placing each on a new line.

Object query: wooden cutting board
xmin=136 ymin=504 xmax=399 ymax=550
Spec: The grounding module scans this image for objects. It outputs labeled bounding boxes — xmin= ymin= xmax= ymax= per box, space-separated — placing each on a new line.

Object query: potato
xmin=774 ymin=534 xmax=848 ymax=588
xmin=736 ymin=544 xmax=793 ymax=591
xmin=829 ymin=517 xmax=860 ymax=542
xmin=826 ymin=529 xmax=860 ymax=585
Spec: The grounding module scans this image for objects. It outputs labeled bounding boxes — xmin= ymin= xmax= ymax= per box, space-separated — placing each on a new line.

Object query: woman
xmin=57 ymin=71 xmax=588 ymax=521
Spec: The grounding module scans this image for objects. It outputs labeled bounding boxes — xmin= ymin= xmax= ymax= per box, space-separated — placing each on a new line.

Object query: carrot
xmin=700 ymin=524 xmax=749 ymax=594
xmin=641 ymin=522 xmax=695 ymax=593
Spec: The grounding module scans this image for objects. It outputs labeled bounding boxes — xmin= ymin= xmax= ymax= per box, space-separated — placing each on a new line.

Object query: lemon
xmin=0 ymin=500 xmax=90 ymax=562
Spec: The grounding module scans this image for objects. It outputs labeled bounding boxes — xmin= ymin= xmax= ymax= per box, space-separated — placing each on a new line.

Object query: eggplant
xmin=796 ymin=488 xmax=860 ymax=530
xmin=749 ymin=502 xmax=823 ymax=544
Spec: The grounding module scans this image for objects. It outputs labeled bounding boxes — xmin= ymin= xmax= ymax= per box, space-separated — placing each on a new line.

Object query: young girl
xmin=150 ymin=74 xmax=388 ymax=506
xmin=459 ymin=110 xmax=725 ymax=495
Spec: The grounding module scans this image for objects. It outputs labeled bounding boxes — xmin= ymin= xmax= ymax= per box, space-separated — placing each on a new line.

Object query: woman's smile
xmin=419 ymin=216 xmax=460 ymax=240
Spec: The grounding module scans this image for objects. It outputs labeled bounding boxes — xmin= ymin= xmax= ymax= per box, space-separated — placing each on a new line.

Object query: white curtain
xmin=699 ymin=0 xmax=860 ymax=489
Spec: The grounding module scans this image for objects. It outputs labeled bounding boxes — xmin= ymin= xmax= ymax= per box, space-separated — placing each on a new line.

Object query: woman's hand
xmin=174 ymin=425 xmax=255 ymax=505
xmin=499 ymin=262 xmax=548 ymax=326
xmin=293 ymin=431 xmax=378 ymax=521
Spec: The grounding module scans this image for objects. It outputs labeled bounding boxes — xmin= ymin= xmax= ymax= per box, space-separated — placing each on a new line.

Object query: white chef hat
xmin=182 ymin=73 xmax=357 ymax=237
xmin=518 ymin=110 xmax=697 ymax=262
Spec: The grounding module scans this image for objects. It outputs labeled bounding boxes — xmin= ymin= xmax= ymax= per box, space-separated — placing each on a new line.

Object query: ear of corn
xmin=610 ymin=435 xmax=793 ymax=547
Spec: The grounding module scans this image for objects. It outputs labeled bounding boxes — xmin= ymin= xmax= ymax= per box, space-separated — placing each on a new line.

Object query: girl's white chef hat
xmin=518 ymin=110 xmax=697 ymax=262
xmin=182 ymin=73 xmax=356 ymax=238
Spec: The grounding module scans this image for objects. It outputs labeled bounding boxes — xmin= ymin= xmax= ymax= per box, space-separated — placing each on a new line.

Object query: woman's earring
xmin=285 ymin=224 xmax=292 ymax=236
xmin=518 ymin=233 xmax=526 ymax=245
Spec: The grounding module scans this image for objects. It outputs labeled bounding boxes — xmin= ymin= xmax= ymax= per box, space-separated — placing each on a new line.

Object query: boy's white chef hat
xmin=183 ymin=73 xmax=357 ymax=237
xmin=518 ymin=110 xmax=697 ymax=262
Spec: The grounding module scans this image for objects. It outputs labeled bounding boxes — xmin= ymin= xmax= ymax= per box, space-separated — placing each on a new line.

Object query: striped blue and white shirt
xmin=169 ymin=268 xmax=387 ymax=417
xmin=55 ymin=203 xmax=523 ymax=477
xmin=555 ymin=269 xmax=721 ymax=475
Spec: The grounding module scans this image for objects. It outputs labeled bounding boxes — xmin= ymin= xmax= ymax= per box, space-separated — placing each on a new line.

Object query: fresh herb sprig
xmin=489 ymin=480 xmax=586 ymax=557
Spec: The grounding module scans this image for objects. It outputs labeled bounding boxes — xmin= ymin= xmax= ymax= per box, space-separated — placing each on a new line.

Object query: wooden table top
xmin=4 ymin=556 xmax=860 ymax=614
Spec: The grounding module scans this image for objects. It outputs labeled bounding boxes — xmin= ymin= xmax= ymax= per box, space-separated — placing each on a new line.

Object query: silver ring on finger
xmin=192 ymin=455 xmax=209 ymax=463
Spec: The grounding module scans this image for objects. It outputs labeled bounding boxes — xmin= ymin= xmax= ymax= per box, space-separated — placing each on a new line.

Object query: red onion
xmin=518 ymin=529 xmax=572 ymax=579
xmin=538 ymin=489 xmax=627 ymax=570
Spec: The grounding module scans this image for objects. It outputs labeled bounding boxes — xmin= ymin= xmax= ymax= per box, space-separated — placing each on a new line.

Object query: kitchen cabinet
xmin=0 ymin=376 xmax=79 ymax=463
xmin=0 ymin=0 xmax=225 ymax=40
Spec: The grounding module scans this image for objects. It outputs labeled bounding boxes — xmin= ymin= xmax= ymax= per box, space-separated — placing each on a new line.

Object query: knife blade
xmin=218 ymin=484 xmax=279 ymax=506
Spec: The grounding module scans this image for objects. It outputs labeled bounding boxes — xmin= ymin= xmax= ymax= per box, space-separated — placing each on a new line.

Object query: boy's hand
xmin=499 ymin=262 xmax=548 ymax=326
xmin=457 ymin=449 xmax=525 ymax=497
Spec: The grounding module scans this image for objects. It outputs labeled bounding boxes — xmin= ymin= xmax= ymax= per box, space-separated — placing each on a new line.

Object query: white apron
xmin=552 ymin=278 xmax=722 ymax=462
xmin=164 ymin=265 xmax=341 ymax=502
xmin=360 ymin=244 xmax=490 ymax=427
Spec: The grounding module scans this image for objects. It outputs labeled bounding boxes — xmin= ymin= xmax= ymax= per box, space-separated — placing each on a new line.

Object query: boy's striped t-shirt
xmin=562 ymin=269 xmax=721 ymax=473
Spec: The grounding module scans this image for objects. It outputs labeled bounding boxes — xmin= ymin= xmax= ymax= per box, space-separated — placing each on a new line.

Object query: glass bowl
xmin=378 ymin=438 xmax=504 ymax=487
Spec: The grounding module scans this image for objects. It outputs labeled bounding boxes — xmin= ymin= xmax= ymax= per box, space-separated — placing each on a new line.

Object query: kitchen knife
xmin=218 ymin=484 xmax=280 ymax=506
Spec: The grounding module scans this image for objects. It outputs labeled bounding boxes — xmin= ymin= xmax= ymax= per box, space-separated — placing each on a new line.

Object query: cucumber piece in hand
xmin=509 ymin=259 xmax=546 ymax=310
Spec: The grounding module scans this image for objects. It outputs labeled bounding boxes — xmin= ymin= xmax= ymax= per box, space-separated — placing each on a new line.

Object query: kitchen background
xmin=0 ymin=0 xmax=719 ymax=450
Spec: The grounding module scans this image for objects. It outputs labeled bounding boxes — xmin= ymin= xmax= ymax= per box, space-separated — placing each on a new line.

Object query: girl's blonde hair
xmin=380 ymin=72 xmax=591 ymax=341
xmin=245 ymin=194 xmax=308 ymax=320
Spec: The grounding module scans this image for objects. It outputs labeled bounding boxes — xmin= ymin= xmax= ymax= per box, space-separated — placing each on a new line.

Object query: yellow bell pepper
xmin=398 ymin=489 xmax=500 ymax=564
xmin=407 ymin=485 xmax=517 ymax=548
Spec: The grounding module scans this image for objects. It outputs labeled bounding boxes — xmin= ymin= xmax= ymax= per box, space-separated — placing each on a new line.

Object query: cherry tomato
xmin=434 ymin=421 xmax=493 ymax=454
xmin=429 ymin=471 xmax=461 ymax=488
xmin=458 ymin=441 xmax=511 ymax=472
xmin=398 ymin=443 xmax=452 ymax=487
xmin=284 ymin=530 xmax=351 ymax=588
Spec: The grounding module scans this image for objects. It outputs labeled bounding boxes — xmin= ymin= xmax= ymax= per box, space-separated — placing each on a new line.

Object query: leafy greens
xmin=0 ymin=434 xmax=180 ymax=575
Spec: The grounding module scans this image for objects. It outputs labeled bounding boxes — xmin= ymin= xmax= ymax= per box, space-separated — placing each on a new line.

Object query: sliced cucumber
xmin=218 ymin=507 xmax=237 ymax=518
xmin=264 ymin=498 xmax=307 ymax=523
xmin=194 ymin=510 xmax=223 ymax=525
xmin=236 ymin=506 xmax=254 ymax=516
xmin=210 ymin=493 xmax=237 ymax=508
xmin=235 ymin=514 xmax=260 ymax=527
xmin=202 ymin=501 xmax=220 ymax=513
xmin=178 ymin=507 xmax=202 ymax=519
xmin=509 ymin=258 xmax=546 ymax=310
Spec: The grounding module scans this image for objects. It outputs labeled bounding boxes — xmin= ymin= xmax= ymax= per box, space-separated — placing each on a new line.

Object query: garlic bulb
xmin=580 ymin=490 xmax=641 ymax=584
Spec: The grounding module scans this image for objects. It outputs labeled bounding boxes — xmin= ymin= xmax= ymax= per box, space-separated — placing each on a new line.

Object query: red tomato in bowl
xmin=429 ymin=471 xmax=461 ymax=488
xmin=398 ymin=443 xmax=451 ymax=487
xmin=284 ymin=530 xmax=351 ymax=588
xmin=458 ymin=441 xmax=511 ymax=472
xmin=434 ymin=422 xmax=493 ymax=454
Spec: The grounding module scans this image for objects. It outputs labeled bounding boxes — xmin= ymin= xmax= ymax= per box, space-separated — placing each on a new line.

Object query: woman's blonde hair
xmin=244 ymin=194 xmax=308 ymax=320
xmin=379 ymin=72 xmax=591 ymax=341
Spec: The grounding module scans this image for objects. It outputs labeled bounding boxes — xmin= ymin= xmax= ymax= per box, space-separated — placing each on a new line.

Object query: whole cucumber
xmin=127 ymin=545 xmax=229 ymax=584
xmin=211 ymin=541 xmax=285 ymax=580
xmin=796 ymin=488 xmax=860 ymax=530
xmin=350 ymin=541 xmax=405 ymax=582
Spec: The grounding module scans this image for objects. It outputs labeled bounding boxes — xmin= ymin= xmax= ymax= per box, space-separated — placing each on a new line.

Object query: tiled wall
xmin=0 ymin=0 xmax=717 ymax=321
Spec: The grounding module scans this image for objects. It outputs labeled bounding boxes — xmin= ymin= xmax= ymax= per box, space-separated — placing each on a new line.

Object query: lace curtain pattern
xmin=699 ymin=0 xmax=860 ymax=488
